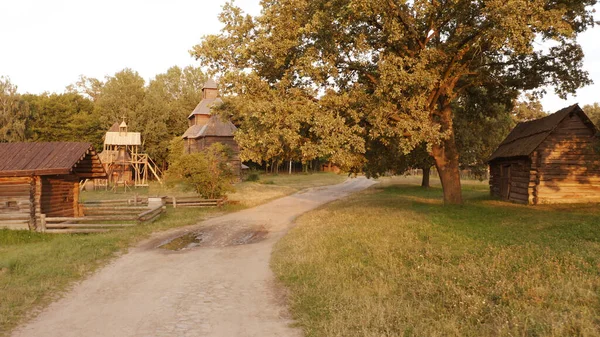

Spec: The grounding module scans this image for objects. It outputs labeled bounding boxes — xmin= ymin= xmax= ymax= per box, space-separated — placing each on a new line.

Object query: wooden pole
xmin=39 ymin=214 xmax=46 ymax=233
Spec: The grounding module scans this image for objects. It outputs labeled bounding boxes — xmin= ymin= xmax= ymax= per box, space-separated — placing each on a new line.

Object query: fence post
xmin=40 ymin=214 xmax=46 ymax=233
xmin=173 ymin=196 xmax=177 ymax=209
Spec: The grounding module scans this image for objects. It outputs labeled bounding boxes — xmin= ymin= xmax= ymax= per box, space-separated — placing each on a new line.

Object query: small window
xmin=3 ymin=201 xmax=18 ymax=209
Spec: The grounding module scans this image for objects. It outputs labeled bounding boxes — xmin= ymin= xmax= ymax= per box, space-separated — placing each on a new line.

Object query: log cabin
xmin=182 ymin=79 xmax=242 ymax=177
xmin=0 ymin=142 xmax=106 ymax=230
xmin=489 ymin=104 xmax=600 ymax=204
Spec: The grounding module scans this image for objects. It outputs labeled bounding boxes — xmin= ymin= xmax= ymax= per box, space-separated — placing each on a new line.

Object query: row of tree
xmin=0 ymin=66 xmax=208 ymax=167
xmin=193 ymin=0 xmax=597 ymax=204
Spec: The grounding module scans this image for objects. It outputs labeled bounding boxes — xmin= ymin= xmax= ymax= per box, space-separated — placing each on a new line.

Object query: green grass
xmin=272 ymin=176 xmax=600 ymax=337
xmin=0 ymin=172 xmax=345 ymax=336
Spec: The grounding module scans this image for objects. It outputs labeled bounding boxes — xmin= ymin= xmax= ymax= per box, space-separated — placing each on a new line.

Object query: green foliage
xmin=94 ymin=68 xmax=146 ymax=131
xmin=65 ymin=75 xmax=104 ymax=102
xmin=245 ymin=170 xmax=260 ymax=182
xmin=512 ymin=94 xmax=548 ymax=124
xmin=23 ymin=92 xmax=103 ymax=148
xmin=453 ymin=85 xmax=515 ymax=177
xmin=0 ymin=76 xmax=30 ymax=142
xmin=193 ymin=0 xmax=596 ymax=203
xmin=363 ymin=141 xmax=434 ymax=179
xmin=139 ymin=66 xmax=207 ymax=167
xmin=583 ymin=102 xmax=600 ymax=127
xmin=0 ymin=66 xmax=206 ymax=167
xmin=167 ymin=143 xmax=235 ymax=199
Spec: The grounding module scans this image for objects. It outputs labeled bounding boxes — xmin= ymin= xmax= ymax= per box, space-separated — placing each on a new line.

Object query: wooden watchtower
xmin=97 ymin=120 xmax=162 ymax=188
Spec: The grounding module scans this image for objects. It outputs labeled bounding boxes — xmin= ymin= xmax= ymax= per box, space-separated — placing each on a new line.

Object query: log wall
xmin=0 ymin=177 xmax=34 ymax=230
xmin=531 ymin=114 xmax=600 ymax=204
xmin=489 ymin=159 xmax=531 ymax=204
xmin=41 ymin=176 xmax=79 ymax=217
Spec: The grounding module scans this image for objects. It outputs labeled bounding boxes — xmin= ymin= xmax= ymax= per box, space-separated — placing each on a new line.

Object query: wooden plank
xmin=46 ymin=223 xmax=136 ymax=229
xmin=0 ymin=177 xmax=32 ymax=183
xmin=0 ymin=214 xmax=30 ymax=220
xmin=83 ymin=199 xmax=146 ymax=204
xmin=138 ymin=206 xmax=164 ymax=219
xmin=0 ymin=222 xmax=30 ymax=230
xmin=509 ymin=186 xmax=529 ymax=195
xmin=175 ymin=202 xmax=219 ymax=207
xmin=83 ymin=206 xmax=148 ymax=211
xmin=45 ymin=216 xmax=138 ymax=222
xmin=44 ymin=228 xmax=113 ymax=234
xmin=84 ymin=211 xmax=142 ymax=216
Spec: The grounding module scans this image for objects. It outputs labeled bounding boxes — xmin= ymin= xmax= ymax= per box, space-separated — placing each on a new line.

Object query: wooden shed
xmin=489 ymin=104 xmax=600 ymax=204
xmin=182 ymin=79 xmax=242 ymax=177
xmin=0 ymin=142 xmax=106 ymax=230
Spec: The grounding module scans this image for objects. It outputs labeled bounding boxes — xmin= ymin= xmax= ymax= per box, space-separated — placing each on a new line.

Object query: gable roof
xmin=489 ymin=104 xmax=595 ymax=162
xmin=203 ymin=78 xmax=218 ymax=90
xmin=108 ymin=122 xmax=120 ymax=132
xmin=187 ymin=97 xmax=223 ymax=118
xmin=0 ymin=142 xmax=107 ymax=178
xmin=182 ymin=115 xmax=237 ymax=139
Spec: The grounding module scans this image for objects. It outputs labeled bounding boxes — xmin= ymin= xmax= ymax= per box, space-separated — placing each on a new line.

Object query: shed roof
xmin=489 ymin=104 xmax=595 ymax=162
xmin=0 ymin=142 xmax=107 ymax=178
xmin=182 ymin=115 xmax=237 ymax=139
xmin=104 ymin=132 xmax=142 ymax=146
xmin=187 ymin=97 xmax=223 ymax=118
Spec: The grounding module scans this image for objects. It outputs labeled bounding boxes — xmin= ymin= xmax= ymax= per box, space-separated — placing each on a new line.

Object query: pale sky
xmin=0 ymin=0 xmax=598 ymax=113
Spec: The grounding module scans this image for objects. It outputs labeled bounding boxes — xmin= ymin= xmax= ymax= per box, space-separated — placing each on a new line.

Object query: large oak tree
xmin=195 ymin=0 xmax=595 ymax=203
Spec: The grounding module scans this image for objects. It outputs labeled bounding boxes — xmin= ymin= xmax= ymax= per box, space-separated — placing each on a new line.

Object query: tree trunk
xmin=431 ymin=106 xmax=463 ymax=205
xmin=289 ymin=160 xmax=292 ymax=175
xmin=421 ymin=166 xmax=431 ymax=188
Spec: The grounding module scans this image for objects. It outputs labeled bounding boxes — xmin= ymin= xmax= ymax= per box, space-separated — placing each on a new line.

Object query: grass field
xmin=0 ymin=172 xmax=345 ymax=336
xmin=272 ymin=176 xmax=600 ymax=337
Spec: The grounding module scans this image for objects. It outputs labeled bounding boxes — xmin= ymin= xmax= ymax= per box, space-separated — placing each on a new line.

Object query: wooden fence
xmin=165 ymin=196 xmax=226 ymax=208
xmin=38 ymin=198 xmax=165 ymax=234
xmin=1 ymin=195 xmax=225 ymax=233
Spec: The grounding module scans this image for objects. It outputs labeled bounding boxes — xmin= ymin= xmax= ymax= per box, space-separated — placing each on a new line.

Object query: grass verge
xmin=272 ymin=176 xmax=600 ymax=337
xmin=0 ymin=172 xmax=345 ymax=336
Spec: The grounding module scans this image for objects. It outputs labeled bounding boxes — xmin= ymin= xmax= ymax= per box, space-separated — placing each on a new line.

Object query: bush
xmin=245 ymin=170 xmax=260 ymax=182
xmin=166 ymin=143 xmax=235 ymax=199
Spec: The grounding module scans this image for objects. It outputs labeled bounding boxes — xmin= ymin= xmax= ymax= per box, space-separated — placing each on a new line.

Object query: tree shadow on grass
xmin=368 ymin=184 xmax=600 ymax=249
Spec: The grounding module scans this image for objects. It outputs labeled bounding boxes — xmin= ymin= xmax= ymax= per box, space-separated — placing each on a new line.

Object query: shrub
xmin=245 ymin=170 xmax=260 ymax=182
xmin=166 ymin=143 xmax=235 ymax=199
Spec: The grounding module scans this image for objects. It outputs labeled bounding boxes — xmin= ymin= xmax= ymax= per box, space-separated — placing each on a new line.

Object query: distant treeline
xmin=0 ymin=66 xmax=208 ymax=168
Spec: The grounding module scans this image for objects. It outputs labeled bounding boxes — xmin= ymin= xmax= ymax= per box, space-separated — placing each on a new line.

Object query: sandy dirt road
xmin=12 ymin=177 xmax=375 ymax=337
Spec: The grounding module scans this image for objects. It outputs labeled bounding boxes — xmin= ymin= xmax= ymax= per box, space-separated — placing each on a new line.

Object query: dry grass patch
xmin=272 ymin=179 xmax=600 ymax=336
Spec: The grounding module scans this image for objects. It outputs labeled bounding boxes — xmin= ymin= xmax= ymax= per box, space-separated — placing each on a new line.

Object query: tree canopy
xmin=0 ymin=66 xmax=207 ymax=168
xmin=193 ymin=0 xmax=596 ymax=204
xmin=583 ymin=102 xmax=600 ymax=126
xmin=0 ymin=77 xmax=30 ymax=143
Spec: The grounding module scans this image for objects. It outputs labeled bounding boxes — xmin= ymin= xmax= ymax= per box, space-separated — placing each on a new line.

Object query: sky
xmin=0 ymin=0 xmax=598 ymax=113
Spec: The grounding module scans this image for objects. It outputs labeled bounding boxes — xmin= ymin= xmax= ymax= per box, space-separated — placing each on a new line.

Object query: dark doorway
xmin=500 ymin=165 xmax=511 ymax=200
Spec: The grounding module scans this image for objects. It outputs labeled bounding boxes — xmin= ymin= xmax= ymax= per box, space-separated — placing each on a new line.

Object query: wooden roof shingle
xmin=489 ymin=104 xmax=595 ymax=162
xmin=187 ymin=97 xmax=223 ymax=118
xmin=0 ymin=142 xmax=107 ymax=178
xmin=182 ymin=115 xmax=237 ymax=139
